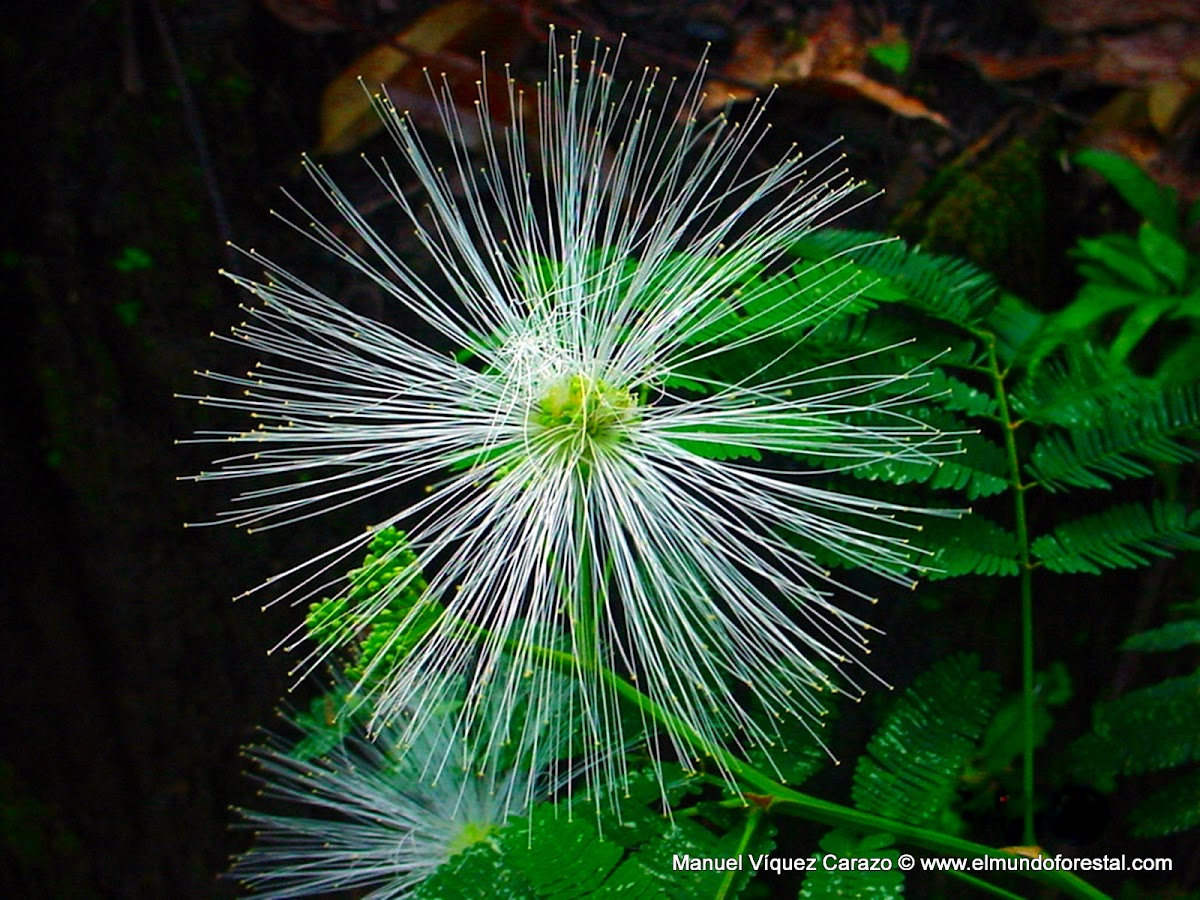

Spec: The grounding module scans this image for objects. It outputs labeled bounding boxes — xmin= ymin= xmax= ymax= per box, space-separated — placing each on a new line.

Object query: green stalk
xmin=521 ymin=639 xmax=1108 ymax=900
xmin=979 ymin=330 xmax=1038 ymax=847
xmin=715 ymin=807 xmax=763 ymax=900
xmin=573 ymin=480 xmax=600 ymax=671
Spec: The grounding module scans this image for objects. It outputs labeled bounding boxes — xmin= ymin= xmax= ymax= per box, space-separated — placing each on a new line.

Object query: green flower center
xmin=446 ymin=820 xmax=498 ymax=857
xmin=533 ymin=373 xmax=639 ymax=459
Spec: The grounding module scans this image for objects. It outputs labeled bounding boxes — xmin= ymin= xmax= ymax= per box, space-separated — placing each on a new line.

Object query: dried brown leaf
xmin=1147 ymin=80 xmax=1196 ymax=133
xmin=1031 ymin=0 xmax=1200 ymax=34
xmin=262 ymin=0 xmax=350 ymax=34
xmin=957 ymin=49 xmax=1097 ymax=83
xmin=1094 ymin=25 xmax=1200 ymax=87
xmin=960 ymin=22 xmax=1200 ymax=106
xmin=702 ymin=1 xmax=947 ymax=127
xmin=821 ymin=70 xmax=950 ymax=128
xmin=318 ymin=0 xmax=528 ymax=154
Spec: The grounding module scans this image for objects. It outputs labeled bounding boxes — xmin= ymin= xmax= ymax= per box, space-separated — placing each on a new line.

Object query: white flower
xmin=187 ymin=30 xmax=959 ymax=796
xmin=232 ymin=679 xmax=567 ymax=898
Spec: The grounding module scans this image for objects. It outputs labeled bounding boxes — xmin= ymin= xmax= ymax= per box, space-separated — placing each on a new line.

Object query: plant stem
xmin=715 ymin=807 xmax=763 ymax=900
xmin=573 ymin=485 xmax=600 ymax=670
xmin=980 ymin=330 xmax=1038 ymax=847
xmin=946 ymin=869 xmax=1031 ymax=900
xmin=521 ymin=639 xmax=1109 ymax=900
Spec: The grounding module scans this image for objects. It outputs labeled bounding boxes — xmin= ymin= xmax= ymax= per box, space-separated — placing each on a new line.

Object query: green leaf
xmin=1031 ymin=500 xmax=1200 ymax=574
xmin=1072 ymin=610 xmax=1200 ymax=839
xmin=596 ymin=763 xmax=707 ymax=850
xmin=1010 ymin=346 xmax=1148 ymax=428
xmin=415 ymin=789 xmax=770 ymax=900
xmin=1037 ymin=659 xmax=1075 ymax=707
xmin=869 ymin=38 xmax=911 ymax=74
xmin=603 ymin=817 xmax=769 ymax=898
xmin=918 ymin=514 xmax=1020 ymax=580
xmin=986 ymin=291 xmax=1045 ymax=365
xmin=287 ymin=691 xmax=355 ymax=762
xmin=666 ymin=247 xmax=909 ymax=350
xmin=1074 ymin=149 xmax=1180 ymax=239
xmin=506 ymin=806 xmax=625 ymax=897
xmin=743 ymin=702 xmax=833 ymax=788
xmin=923 ymin=368 xmax=998 ymax=419
xmin=412 ymin=840 xmax=534 ymax=899
xmin=789 ymin=231 xmax=1000 ymax=326
xmin=1122 ymin=618 xmax=1200 ymax=653
xmin=1157 ymin=331 xmax=1200 ymax=384
xmin=114 ymin=299 xmax=141 ymax=326
xmin=413 ymin=805 xmax=624 ymax=900
xmin=838 ymin=414 xmax=1008 ymax=501
xmin=1130 ymin=769 xmax=1200 ymax=837
xmin=853 ymin=654 xmax=1001 ymax=829
xmin=1138 ymin=221 xmax=1190 ymax=291
xmin=798 ymin=829 xmax=904 ymax=898
xmin=1027 ymin=279 xmax=1181 ymax=367
xmin=798 ymin=303 xmax=983 ymax=375
xmin=111 ymin=245 xmax=154 ymax=272
xmin=1025 ymin=384 xmax=1200 ymax=491
xmin=658 ymin=422 xmax=764 ymax=461
xmin=1071 ymin=671 xmax=1200 ymax=783
xmin=733 ymin=263 xmax=885 ymax=337
xmin=1072 ymin=234 xmax=1163 ymax=292
xmin=1109 ymin=295 xmax=1178 ymax=364
xmin=976 ymin=664 xmax=1071 ymax=775
xmin=931 ymin=432 xmax=1009 ymax=499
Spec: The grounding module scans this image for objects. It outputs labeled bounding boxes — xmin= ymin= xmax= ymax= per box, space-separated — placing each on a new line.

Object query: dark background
xmin=2 ymin=1 xmax=1197 ymax=897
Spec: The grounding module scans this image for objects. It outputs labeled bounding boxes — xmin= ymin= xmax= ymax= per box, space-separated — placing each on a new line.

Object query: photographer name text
xmin=672 ymin=853 xmax=1172 ymax=875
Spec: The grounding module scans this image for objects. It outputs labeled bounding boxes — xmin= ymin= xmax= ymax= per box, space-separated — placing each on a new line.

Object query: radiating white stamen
xmin=189 ymin=29 xmax=963 ymax=799
xmin=232 ymin=675 xmax=576 ymax=898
